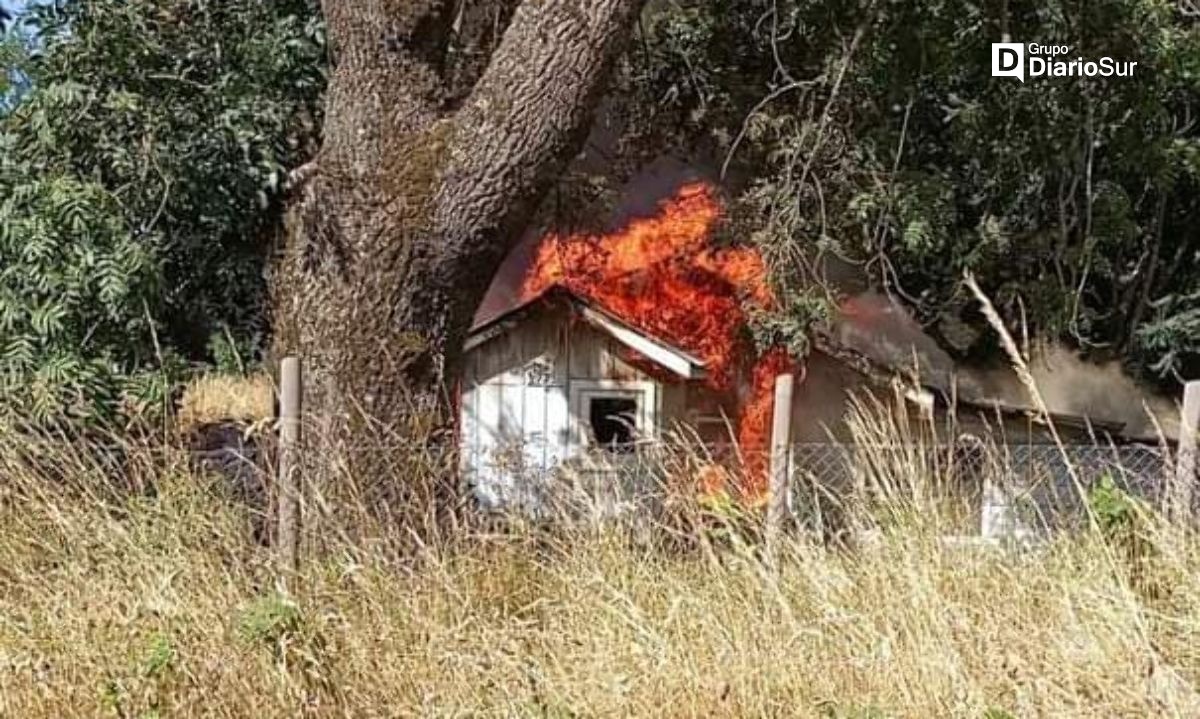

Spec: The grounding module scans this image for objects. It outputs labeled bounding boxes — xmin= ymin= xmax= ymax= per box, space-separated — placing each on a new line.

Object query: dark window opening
xmin=589 ymin=396 xmax=638 ymax=452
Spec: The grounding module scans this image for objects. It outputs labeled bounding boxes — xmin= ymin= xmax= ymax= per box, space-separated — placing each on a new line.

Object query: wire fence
xmin=178 ymin=419 xmax=1188 ymax=539
xmin=454 ymin=438 xmax=1185 ymax=536
xmin=786 ymin=442 xmax=1174 ymax=537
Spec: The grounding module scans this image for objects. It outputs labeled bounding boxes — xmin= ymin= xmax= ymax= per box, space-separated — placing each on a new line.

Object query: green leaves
xmin=1136 ymin=291 xmax=1200 ymax=379
xmin=0 ymin=166 xmax=159 ymax=422
xmin=0 ymin=0 xmax=324 ymax=424
xmin=647 ymin=0 xmax=1200 ymax=384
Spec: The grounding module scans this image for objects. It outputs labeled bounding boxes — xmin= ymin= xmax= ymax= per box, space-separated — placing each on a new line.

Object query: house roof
xmin=465 ymin=287 xmax=708 ymax=381
xmin=467 ymin=287 xmax=1132 ymax=438
xmin=812 ymin=332 xmax=1129 ymax=437
xmin=813 ymin=291 xmax=1142 ymax=438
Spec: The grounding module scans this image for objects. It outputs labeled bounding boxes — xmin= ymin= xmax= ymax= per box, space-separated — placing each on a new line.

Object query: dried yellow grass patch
xmin=3 ymin=369 xmax=1198 ymax=719
xmin=176 ymin=372 xmax=274 ymax=429
xmin=1 ymin=425 xmax=1198 ymax=718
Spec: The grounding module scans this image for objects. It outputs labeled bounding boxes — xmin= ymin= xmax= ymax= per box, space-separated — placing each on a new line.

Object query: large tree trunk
xmin=274 ymin=0 xmax=642 ymax=516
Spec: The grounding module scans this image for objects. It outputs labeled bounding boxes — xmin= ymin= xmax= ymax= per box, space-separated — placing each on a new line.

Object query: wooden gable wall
xmin=461 ymin=306 xmax=690 ymax=509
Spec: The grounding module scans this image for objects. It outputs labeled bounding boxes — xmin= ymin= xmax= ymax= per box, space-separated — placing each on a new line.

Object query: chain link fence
xmin=462 ymin=438 xmax=1183 ymax=537
xmin=787 ymin=441 xmax=1175 ymax=537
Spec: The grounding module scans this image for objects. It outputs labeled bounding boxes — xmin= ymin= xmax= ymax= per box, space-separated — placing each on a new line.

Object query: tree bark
xmin=274 ymin=0 xmax=643 ymax=515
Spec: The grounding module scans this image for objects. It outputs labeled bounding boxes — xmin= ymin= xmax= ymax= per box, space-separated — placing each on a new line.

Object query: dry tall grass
xmin=1 ymin=412 xmax=1198 ymax=718
xmin=176 ymin=373 xmax=274 ymax=431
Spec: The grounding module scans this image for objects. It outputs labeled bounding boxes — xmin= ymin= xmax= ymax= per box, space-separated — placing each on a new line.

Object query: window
xmin=568 ymin=380 xmax=656 ymax=456
xmin=588 ymin=396 xmax=638 ymax=452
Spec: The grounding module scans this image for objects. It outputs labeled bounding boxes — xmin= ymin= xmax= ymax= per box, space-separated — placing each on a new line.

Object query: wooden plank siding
xmin=461 ymin=304 xmax=694 ymax=510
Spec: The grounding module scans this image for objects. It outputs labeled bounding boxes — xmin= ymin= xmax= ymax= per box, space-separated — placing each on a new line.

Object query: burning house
xmin=461 ymin=287 xmax=710 ymax=511
xmin=460 ymin=182 xmax=792 ymax=511
xmin=459 ymin=179 xmax=1165 ymax=515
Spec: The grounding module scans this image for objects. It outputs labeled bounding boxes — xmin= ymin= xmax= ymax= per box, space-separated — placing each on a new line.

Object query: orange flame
xmin=521 ymin=182 xmax=793 ymax=501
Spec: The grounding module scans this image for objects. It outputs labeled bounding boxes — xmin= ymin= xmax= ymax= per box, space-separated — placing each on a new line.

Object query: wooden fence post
xmin=1173 ymin=381 xmax=1200 ymax=523
xmin=277 ymin=356 xmax=302 ymax=572
xmin=767 ymin=373 xmax=796 ymax=549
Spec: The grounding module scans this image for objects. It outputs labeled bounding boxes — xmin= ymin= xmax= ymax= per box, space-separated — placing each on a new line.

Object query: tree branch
xmin=431 ymin=0 xmax=645 ymax=278
xmin=445 ymin=0 xmax=522 ymax=104
xmin=285 ymin=160 xmax=319 ymax=193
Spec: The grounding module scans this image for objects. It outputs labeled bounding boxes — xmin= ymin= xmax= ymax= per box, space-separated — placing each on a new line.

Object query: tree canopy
xmin=2 ymin=0 xmax=1199 ymax=425
xmin=631 ymin=0 xmax=1200 ymax=384
xmin=0 ymin=0 xmax=323 ymax=421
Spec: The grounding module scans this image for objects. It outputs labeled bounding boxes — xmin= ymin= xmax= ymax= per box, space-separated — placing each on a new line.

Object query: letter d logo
xmin=991 ymin=42 xmax=1024 ymax=82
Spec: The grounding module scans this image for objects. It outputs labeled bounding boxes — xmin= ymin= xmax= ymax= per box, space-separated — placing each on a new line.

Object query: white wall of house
xmin=460 ymin=306 xmax=688 ymax=511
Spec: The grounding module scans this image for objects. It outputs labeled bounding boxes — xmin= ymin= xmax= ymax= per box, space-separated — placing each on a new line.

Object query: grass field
xmin=1 ymin=409 xmax=1199 ymax=718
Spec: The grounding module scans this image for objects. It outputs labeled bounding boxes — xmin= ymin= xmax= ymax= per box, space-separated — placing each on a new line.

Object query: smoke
xmin=832 ymin=291 xmax=1178 ymax=441
xmin=834 ymin=291 xmax=958 ymax=390
xmin=964 ymin=345 xmax=1178 ymax=441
